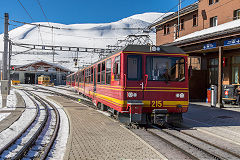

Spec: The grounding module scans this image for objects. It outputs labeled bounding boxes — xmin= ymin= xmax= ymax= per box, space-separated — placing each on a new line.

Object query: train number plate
xmin=151 ymin=101 xmax=162 ymax=107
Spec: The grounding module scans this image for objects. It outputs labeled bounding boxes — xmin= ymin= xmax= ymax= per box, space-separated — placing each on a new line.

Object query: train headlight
xmin=151 ymin=46 xmax=161 ymax=52
xmin=133 ymin=93 xmax=137 ymax=97
xmin=176 ymin=93 xmax=185 ymax=98
xmin=152 ymin=46 xmax=157 ymax=52
xmin=127 ymin=92 xmax=133 ymax=98
xmin=127 ymin=92 xmax=137 ymax=98
xmin=180 ymin=93 xmax=185 ymax=98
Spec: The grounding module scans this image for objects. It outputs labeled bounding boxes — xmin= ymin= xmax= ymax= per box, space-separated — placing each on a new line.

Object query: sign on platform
xmin=224 ymin=38 xmax=240 ymax=46
xmin=203 ymin=42 xmax=217 ymax=50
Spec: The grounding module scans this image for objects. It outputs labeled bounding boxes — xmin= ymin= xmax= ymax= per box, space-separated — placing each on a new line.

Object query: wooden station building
xmin=10 ymin=60 xmax=71 ymax=85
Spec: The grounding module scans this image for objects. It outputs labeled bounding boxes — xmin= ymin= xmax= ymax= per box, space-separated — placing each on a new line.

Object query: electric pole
xmin=1 ymin=13 xmax=9 ymax=107
xmin=3 ymin=13 xmax=9 ymax=80
xmin=177 ymin=0 xmax=182 ymax=38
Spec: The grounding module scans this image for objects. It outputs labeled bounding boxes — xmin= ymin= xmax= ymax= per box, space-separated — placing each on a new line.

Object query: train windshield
xmin=146 ymin=56 xmax=185 ymax=82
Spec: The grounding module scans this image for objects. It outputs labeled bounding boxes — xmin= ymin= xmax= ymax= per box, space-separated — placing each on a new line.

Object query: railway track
xmin=20 ymin=85 xmax=240 ymax=160
xmin=147 ymin=125 xmax=240 ymax=160
xmin=0 ymin=90 xmax=60 ymax=159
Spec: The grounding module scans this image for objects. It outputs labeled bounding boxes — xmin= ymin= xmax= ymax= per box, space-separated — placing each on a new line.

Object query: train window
xmin=101 ymin=62 xmax=106 ymax=84
xmin=88 ymin=68 xmax=91 ymax=83
xmin=97 ymin=64 xmax=101 ymax=83
xmin=91 ymin=67 xmax=93 ymax=83
xmin=78 ymin=73 xmax=80 ymax=85
xmin=80 ymin=71 xmax=83 ymax=83
xmin=113 ymin=56 xmax=120 ymax=81
xmin=85 ymin=69 xmax=88 ymax=83
xmin=127 ymin=55 xmax=142 ymax=80
xmin=146 ymin=56 xmax=185 ymax=82
xmin=106 ymin=59 xmax=112 ymax=84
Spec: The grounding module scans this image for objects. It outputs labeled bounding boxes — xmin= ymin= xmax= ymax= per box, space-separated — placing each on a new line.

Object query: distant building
xmin=150 ymin=0 xmax=240 ymax=102
xmin=11 ymin=60 xmax=72 ymax=85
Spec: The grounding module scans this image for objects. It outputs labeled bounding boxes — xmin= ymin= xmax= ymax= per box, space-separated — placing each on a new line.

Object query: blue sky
xmin=0 ymin=0 xmax=198 ymax=33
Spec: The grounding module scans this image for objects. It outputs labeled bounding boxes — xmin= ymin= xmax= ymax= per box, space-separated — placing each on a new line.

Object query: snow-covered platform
xmin=49 ymin=96 xmax=165 ymax=160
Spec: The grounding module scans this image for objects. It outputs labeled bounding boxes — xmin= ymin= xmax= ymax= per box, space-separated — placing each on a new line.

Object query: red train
xmin=66 ymin=45 xmax=189 ymax=125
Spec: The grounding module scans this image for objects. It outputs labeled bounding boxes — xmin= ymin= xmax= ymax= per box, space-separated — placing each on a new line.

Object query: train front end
xmin=122 ymin=45 xmax=189 ymax=125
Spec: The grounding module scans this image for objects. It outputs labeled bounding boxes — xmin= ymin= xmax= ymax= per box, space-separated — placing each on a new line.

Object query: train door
xmin=126 ymin=55 xmax=145 ymax=99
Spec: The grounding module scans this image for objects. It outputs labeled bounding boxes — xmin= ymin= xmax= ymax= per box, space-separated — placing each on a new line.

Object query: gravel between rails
xmin=130 ymin=128 xmax=192 ymax=160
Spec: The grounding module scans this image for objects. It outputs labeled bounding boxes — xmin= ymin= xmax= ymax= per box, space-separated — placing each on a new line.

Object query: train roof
xmin=121 ymin=45 xmax=185 ymax=54
xmin=76 ymin=45 xmax=185 ymax=71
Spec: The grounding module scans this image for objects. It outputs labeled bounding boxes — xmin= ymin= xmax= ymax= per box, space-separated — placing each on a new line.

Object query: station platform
xmin=182 ymin=102 xmax=240 ymax=145
xmin=49 ymin=96 xmax=165 ymax=160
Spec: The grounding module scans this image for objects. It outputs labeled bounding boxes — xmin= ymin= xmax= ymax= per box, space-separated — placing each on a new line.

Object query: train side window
xmin=86 ymin=69 xmax=89 ymax=83
xmin=88 ymin=68 xmax=91 ymax=83
xmin=101 ymin=62 xmax=106 ymax=84
xmin=127 ymin=55 xmax=142 ymax=80
xmin=91 ymin=67 xmax=93 ymax=83
xmin=97 ymin=64 xmax=101 ymax=83
xmin=113 ymin=55 xmax=120 ymax=81
xmin=84 ymin=70 xmax=86 ymax=83
xmin=80 ymin=71 xmax=82 ymax=83
xmin=106 ymin=59 xmax=112 ymax=85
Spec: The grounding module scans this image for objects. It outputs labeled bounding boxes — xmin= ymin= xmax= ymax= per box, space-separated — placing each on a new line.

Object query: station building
xmin=150 ymin=0 xmax=240 ymax=104
xmin=10 ymin=60 xmax=71 ymax=85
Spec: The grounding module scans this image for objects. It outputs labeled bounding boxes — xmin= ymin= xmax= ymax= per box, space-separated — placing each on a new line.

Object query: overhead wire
xmin=35 ymin=0 xmax=50 ymax=27
xmin=16 ymin=0 xmax=34 ymax=21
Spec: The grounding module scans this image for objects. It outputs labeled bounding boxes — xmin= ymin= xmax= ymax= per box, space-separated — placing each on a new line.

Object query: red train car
xmin=66 ymin=45 xmax=189 ymax=125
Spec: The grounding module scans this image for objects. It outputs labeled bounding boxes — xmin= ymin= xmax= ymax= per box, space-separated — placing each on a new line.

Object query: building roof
xmin=149 ymin=2 xmax=199 ymax=28
xmin=167 ymin=19 xmax=240 ymax=46
xmin=15 ymin=60 xmax=71 ymax=72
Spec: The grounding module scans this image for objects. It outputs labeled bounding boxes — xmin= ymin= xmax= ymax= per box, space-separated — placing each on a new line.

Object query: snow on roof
xmin=175 ymin=19 xmax=240 ymax=42
xmin=16 ymin=60 xmax=71 ymax=72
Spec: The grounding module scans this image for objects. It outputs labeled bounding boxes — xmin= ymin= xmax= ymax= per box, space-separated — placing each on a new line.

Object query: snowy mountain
xmin=0 ymin=12 xmax=172 ymax=71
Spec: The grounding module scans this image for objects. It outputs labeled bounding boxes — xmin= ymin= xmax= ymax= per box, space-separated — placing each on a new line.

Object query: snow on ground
xmin=175 ymin=19 xmax=240 ymax=42
xmin=0 ymin=89 xmax=37 ymax=150
xmin=0 ymin=113 xmax=10 ymax=122
xmin=45 ymin=96 xmax=69 ymax=160
xmin=0 ymin=12 xmax=170 ymax=72
xmin=0 ymin=84 xmax=70 ymax=159
xmin=0 ymin=89 xmax=17 ymax=110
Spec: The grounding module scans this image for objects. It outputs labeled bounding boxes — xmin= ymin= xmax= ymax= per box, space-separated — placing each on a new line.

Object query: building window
xmin=209 ymin=58 xmax=218 ymax=85
xmin=234 ymin=9 xmax=240 ymax=20
xmin=210 ymin=16 xmax=218 ymax=27
xmin=193 ymin=14 xmax=197 ymax=26
xmin=180 ymin=19 xmax=184 ymax=30
xmin=164 ymin=24 xmax=170 ymax=35
xmin=167 ymin=24 xmax=170 ymax=34
xmin=209 ymin=0 xmax=214 ymax=5
xmin=209 ymin=0 xmax=219 ymax=5
xmin=188 ymin=57 xmax=201 ymax=70
xmin=232 ymin=57 xmax=240 ymax=84
xmin=164 ymin=25 xmax=167 ymax=35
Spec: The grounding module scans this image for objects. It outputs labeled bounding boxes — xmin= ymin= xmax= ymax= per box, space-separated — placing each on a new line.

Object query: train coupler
xmin=152 ymin=109 xmax=168 ymax=125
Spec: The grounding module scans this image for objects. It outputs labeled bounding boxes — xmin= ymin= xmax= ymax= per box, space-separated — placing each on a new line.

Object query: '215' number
xmin=151 ymin=101 xmax=162 ymax=107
